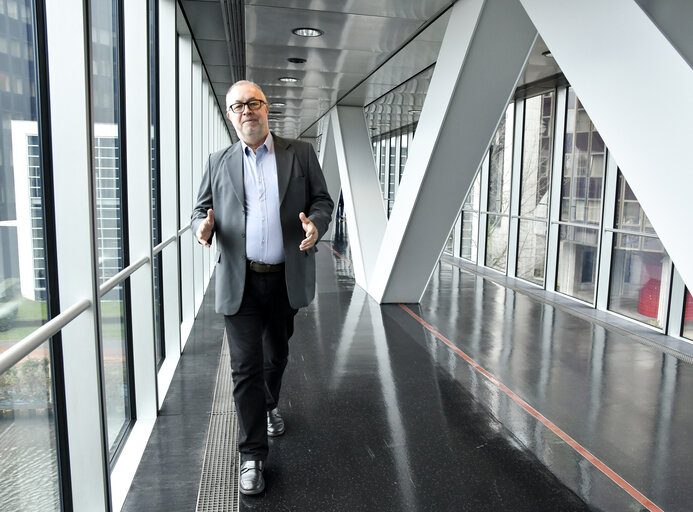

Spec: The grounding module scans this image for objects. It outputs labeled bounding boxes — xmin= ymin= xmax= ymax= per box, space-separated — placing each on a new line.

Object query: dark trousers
xmin=224 ymin=268 xmax=297 ymax=462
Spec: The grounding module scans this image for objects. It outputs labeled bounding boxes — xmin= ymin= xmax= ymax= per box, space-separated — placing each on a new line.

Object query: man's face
xmin=226 ymin=83 xmax=269 ymax=147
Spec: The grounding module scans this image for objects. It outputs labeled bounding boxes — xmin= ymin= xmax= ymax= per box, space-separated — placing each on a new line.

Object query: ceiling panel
xmin=245 ymin=6 xmax=424 ymax=54
xmin=340 ymin=9 xmax=449 ymax=107
xmin=181 ymin=1 xmax=227 ymax=40
xmin=182 ymin=0 xmax=459 ymax=139
xmin=194 ymin=40 xmax=230 ymax=66
xmin=246 ymin=45 xmax=384 ymax=75
xmin=245 ymin=0 xmax=453 ymax=19
xmin=518 ymin=37 xmax=563 ymax=87
xmin=206 ymin=65 xmax=234 ymax=84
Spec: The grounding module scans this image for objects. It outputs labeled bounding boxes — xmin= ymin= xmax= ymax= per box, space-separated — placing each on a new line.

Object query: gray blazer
xmin=191 ymin=134 xmax=334 ymax=315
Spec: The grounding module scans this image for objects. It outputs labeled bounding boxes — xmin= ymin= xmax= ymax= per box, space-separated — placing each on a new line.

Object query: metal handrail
xmin=0 ymin=232 xmax=189 ymax=375
xmin=99 ymin=255 xmax=149 ymax=297
xmin=604 ymin=227 xmax=661 ymax=239
xmin=153 ymin=234 xmax=177 ymax=256
xmin=0 ymin=243 xmax=182 ymax=376
xmin=510 ymin=215 xmax=549 ymax=223
xmin=550 ymin=220 xmax=600 ymax=229
xmin=0 ymin=298 xmax=91 ymax=375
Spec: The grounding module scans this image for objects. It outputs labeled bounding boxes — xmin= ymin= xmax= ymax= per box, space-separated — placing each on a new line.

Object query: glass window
xmin=486 ymin=214 xmax=510 ymax=272
xmin=484 ymin=104 xmax=513 ymax=272
xmin=387 ymin=135 xmax=396 ymax=216
xmin=683 ymin=289 xmax=693 ymax=341
xmin=608 ymin=171 xmax=670 ymax=329
xmin=560 ymin=88 xmax=605 ymax=225
xmin=0 ymin=1 xmax=60 ymax=509
xmin=444 ymin=230 xmax=453 ymax=254
xmin=516 ymin=219 xmax=547 ymax=285
xmin=556 ymin=224 xmax=599 ymax=302
xmin=0 ymin=344 xmax=60 ymax=510
xmin=90 ymin=0 xmax=132 ymax=457
xmin=461 ymin=172 xmax=480 ymax=262
xmin=378 ymin=138 xmax=386 ymax=195
xmin=149 ymin=0 xmax=164 ymax=367
xmin=399 ymin=131 xmax=408 ymax=183
xmin=520 ymin=92 xmax=554 ymax=219
xmin=516 ymin=93 xmax=554 ymax=285
xmin=487 ymin=107 xmax=513 ymax=215
xmin=556 ymin=89 xmax=604 ymax=303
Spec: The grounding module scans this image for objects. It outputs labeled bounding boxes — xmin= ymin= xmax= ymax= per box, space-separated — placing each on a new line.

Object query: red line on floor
xmin=325 ymin=243 xmax=663 ymax=512
xmin=322 ymin=241 xmax=352 ymax=266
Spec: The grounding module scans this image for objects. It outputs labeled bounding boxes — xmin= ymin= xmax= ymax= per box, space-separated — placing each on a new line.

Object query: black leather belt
xmin=247 ymin=260 xmax=285 ymax=273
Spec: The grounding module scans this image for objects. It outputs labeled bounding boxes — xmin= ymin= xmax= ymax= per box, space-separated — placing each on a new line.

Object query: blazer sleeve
xmin=191 ymin=153 xmax=215 ymax=244
xmin=304 ymin=144 xmax=334 ymax=238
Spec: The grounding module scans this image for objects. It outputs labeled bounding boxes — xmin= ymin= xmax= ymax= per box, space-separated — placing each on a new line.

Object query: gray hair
xmin=226 ymin=80 xmax=266 ymax=108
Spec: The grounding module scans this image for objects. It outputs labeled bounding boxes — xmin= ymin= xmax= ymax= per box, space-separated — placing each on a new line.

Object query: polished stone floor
xmin=124 ymin=235 xmax=693 ymax=511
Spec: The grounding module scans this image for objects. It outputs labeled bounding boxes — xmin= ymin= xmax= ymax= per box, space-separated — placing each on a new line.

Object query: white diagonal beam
xmin=519 ymin=0 xmax=693 ymax=291
xmin=317 ymin=114 xmax=341 ymax=241
xmin=330 ymin=106 xmax=388 ymax=289
xmin=370 ymin=0 xmax=537 ymax=303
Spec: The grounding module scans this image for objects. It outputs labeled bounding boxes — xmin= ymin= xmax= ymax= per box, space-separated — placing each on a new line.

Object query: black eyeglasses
xmin=228 ymin=99 xmax=267 ymax=114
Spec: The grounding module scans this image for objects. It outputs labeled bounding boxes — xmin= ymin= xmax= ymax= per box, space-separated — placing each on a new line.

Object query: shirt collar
xmin=242 ymin=132 xmax=274 ymax=156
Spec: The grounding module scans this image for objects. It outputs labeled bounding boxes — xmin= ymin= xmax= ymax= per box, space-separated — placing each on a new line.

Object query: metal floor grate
xmin=195 ymin=332 xmax=239 ymax=512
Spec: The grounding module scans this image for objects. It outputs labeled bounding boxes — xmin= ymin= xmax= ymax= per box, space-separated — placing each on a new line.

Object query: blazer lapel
xmin=274 ymin=134 xmax=294 ymax=204
xmin=226 ymin=142 xmax=245 ymax=206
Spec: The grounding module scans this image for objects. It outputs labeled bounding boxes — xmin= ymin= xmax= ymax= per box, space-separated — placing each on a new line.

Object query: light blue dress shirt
xmin=242 ymin=133 xmax=285 ymax=264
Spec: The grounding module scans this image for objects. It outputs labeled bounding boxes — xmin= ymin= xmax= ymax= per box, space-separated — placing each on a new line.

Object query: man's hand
xmin=196 ymin=209 xmax=214 ymax=247
xmin=299 ymin=212 xmax=318 ymax=251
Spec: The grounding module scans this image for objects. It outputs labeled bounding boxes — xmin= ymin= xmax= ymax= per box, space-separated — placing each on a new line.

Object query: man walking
xmin=191 ymin=80 xmax=333 ymax=495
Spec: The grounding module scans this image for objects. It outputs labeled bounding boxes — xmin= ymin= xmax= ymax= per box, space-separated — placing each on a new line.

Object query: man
xmin=191 ymin=80 xmax=333 ymax=495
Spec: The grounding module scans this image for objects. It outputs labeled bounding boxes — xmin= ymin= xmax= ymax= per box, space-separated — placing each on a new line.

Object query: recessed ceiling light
xmin=292 ymin=27 xmax=323 ymax=37
xmin=278 ymin=76 xmax=299 ymax=83
xmin=271 ymin=102 xmax=286 ymax=107
xmin=409 ymin=109 xmax=421 ymax=114
xmin=288 ymin=57 xmax=307 ymax=64
xmin=541 ymin=50 xmax=553 ymax=58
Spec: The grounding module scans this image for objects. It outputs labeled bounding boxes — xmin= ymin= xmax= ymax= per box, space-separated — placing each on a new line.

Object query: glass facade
xmin=372 ymin=125 xmax=417 ymax=222
xmin=442 ymin=83 xmax=690 ymax=337
xmin=0 ymin=1 xmax=60 ymax=509
xmin=485 ymin=105 xmax=513 ymax=272
xmin=399 ymin=131 xmax=408 ymax=183
xmin=516 ymin=92 xmax=554 ymax=285
xmin=387 ymin=135 xmax=396 ymax=216
xmin=149 ymin=0 xmax=164 ymax=367
xmin=460 ymin=172 xmax=480 ymax=262
xmin=0 ymin=2 xmax=230 ymax=505
xmin=555 ymin=88 xmax=605 ymax=303
xmin=608 ymin=170 xmax=670 ymax=328
xmin=378 ymin=138 xmax=386 ymax=196
xmin=684 ymin=290 xmax=693 ymax=341
xmin=89 ymin=0 xmax=131 ymax=456
xmin=0 ymin=344 xmax=60 ymax=511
